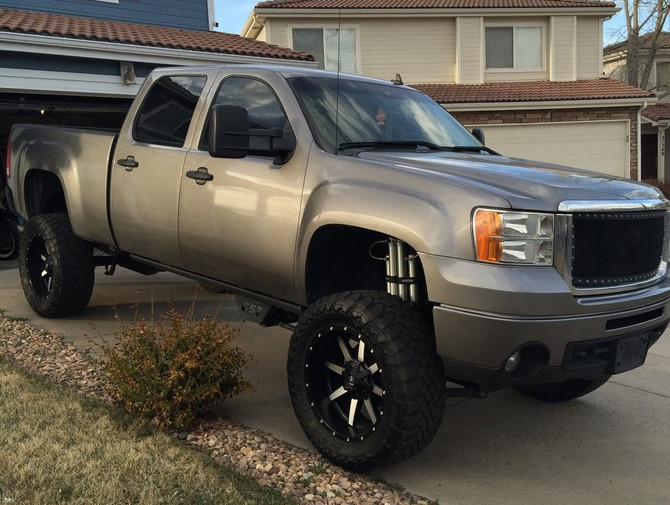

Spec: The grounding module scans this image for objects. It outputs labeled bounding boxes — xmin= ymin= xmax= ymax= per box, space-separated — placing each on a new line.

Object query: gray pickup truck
xmin=6 ymin=65 xmax=670 ymax=470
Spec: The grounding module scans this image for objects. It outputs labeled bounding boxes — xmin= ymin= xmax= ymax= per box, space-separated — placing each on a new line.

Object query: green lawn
xmin=0 ymin=359 xmax=293 ymax=505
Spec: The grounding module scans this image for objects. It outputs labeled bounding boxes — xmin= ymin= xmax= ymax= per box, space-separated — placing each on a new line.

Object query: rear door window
xmin=134 ymin=75 xmax=206 ymax=147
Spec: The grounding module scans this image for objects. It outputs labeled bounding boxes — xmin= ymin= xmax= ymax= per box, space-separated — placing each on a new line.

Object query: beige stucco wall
xmin=359 ymin=18 xmax=456 ymax=83
xmin=576 ymin=16 xmax=602 ymax=79
xmin=262 ymin=12 xmax=604 ymax=84
xmin=551 ymin=16 xmax=576 ymax=80
xmin=457 ymin=17 xmax=482 ymax=84
xmin=266 ymin=17 xmax=456 ymax=83
xmin=256 ymin=25 xmax=267 ymax=43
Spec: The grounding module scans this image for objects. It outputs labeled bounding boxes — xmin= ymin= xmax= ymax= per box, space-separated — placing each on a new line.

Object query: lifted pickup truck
xmin=6 ymin=65 xmax=670 ymax=470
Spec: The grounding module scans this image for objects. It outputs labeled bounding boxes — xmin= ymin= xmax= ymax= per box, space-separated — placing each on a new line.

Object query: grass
xmin=0 ymin=359 xmax=292 ymax=505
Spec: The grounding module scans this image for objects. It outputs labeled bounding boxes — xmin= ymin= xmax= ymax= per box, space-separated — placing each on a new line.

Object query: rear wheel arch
xmin=23 ymin=170 xmax=67 ymax=216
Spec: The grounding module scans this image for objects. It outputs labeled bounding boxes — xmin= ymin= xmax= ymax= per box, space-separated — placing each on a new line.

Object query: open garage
xmin=0 ymin=7 xmax=313 ymax=171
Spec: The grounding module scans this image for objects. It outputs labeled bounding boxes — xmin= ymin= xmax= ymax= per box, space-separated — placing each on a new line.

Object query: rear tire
xmin=513 ymin=375 xmax=611 ymax=403
xmin=19 ymin=214 xmax=94 ymax=317
xmin=287 ymin=291 xmax=445 ymax=471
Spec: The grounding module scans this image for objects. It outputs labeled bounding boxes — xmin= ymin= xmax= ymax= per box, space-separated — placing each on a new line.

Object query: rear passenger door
xmin=110 ymin=73 xmax=209 ymax=267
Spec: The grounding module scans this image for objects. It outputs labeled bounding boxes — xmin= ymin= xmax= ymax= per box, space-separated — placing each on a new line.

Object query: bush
xmin=101 ymin=308 xmax=252 ymax=429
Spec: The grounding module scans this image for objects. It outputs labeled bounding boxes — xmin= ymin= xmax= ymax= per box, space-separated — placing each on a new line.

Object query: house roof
xmin=256 ymin=0 xmax=616 ymax=9
xmin=412 ymin=79 xmax=655 ymax=104
xmin=605 ymin=32 xmax=670 ymax=55
xmin=642 ymin=103 xmax=670 ymax=122
xmin=0 ymin=8 xmax=312 ymax=61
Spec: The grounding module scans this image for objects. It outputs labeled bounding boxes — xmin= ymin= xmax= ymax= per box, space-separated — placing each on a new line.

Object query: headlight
xmin=473 ymin=209 xmax=554 ymax=265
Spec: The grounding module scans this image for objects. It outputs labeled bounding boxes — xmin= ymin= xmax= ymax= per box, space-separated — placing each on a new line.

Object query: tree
xmin=621 ymin=0 xmax=670 ymax=89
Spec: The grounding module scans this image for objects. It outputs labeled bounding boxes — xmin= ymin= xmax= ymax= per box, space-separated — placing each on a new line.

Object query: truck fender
xmin=12 ymin=126 xmax=116 ymax=245
xmin=294 ymin=180 xmax=460 ymax=302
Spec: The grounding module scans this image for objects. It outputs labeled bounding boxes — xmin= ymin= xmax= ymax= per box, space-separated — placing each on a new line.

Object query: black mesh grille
xmin=572 ymin=211 xmax=665 ymax=288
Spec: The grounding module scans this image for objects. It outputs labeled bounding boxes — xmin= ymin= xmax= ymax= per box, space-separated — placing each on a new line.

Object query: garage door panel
xmin=475 ymin=121 xmax=628 ymax=178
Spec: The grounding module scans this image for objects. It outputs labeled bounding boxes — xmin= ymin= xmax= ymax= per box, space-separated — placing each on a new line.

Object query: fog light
xmin=505 ymin=351 xmax=521 ymax=373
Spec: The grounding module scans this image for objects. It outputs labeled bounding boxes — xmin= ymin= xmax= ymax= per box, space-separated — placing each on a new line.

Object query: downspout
xmin=657 ymin=122 xmax=669 ymax=184
xmin=638 ymin=106 xmax=643 ymax=181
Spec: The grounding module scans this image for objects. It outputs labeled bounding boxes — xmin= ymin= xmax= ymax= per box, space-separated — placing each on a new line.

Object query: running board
xmin=129 ymin=254 xmax=304 ymax=324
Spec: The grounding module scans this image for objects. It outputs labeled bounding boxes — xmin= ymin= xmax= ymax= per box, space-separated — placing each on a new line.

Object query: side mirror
xmin=270 ymin=123 xmax=297 ymax=165
xmin=209 ymin=104 xmax=249 ymax=159
xmin=471 ymin=127 xmax=486 ymax=146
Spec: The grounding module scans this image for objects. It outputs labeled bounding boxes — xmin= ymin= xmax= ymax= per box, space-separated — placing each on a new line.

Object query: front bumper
xmin=421 ymin=254 xmax=670 ymax=386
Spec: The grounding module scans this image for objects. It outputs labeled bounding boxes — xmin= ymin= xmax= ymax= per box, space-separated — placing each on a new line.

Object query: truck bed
xmin=9 ymin=124 xmax=119 ymax=245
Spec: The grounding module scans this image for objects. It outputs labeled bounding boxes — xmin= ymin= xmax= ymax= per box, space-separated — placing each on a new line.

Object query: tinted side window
xmin=201 ymin=77 xmax=288 ymax=155
xmin=134 ymin=75 xmax=206 ymax=147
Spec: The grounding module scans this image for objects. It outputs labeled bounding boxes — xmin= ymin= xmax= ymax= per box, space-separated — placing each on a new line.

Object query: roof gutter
xmin=254 ymin=7 xmax=619 ymax=18
xmin=441 ymin=96 xmax=657 ymax=111
xmin=0 ymin=32 xmax=316 ymax=67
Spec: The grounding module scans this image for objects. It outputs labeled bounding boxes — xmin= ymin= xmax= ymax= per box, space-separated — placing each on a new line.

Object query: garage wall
xmin=451 ymin=106 xmax=640 ymax=179
xmin=470 ymin=120 xmax=629 ymax=177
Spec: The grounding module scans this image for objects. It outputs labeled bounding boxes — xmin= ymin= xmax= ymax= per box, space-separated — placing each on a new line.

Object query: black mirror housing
xmin=209 ymin=104 xmax=250 ymax=158
xmin=471 ymin=127 xmax=486 ymax=146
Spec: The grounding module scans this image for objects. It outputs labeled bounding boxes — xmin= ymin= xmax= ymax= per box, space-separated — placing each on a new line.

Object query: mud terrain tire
xmin=287 ymin=291 xmax=446 ymax=471
xmin=19 ymin=214 xmax=94 ymax=318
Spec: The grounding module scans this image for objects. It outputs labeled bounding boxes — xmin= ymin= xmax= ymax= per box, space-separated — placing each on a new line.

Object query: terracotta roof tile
xmin=642 ymin=103 xmax=670 ymax=122
xmin=257 ymin=0 xmax=615 ymax=9
xmin=411 ymin=79 xmax=655 ymax=104
xmin=605 ymin=31 xmax=670 ymax=55
xmin=0 ymin=8 xmax=313 ymax=61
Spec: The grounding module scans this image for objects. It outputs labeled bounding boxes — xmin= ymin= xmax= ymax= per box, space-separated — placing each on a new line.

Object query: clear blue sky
xmin=215 ymin=0 xmax=258 ymax=34
xmin=214 ymin=0 xmax=626 ymax=45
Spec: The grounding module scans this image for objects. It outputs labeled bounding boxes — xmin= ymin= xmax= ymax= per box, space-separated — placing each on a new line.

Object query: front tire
xmin=513 ymin=375 xmax=611 ymax=403
xmin=19 ymin=214 xmax=94 ymax=318
xmin=287 ymin=291 xmax=446 ymax=471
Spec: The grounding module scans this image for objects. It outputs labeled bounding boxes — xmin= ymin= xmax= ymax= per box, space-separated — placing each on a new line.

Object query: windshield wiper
xmin=337 ymin=141 xmax=497 ymax=155
xmin=338 ymin=140 xmax=448 ymax=151
xmin=450 ymin=145 xmax=498 ymax=155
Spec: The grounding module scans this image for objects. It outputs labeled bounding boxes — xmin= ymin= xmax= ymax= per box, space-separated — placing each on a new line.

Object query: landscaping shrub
xmin=101 ymin=308 xmax=252 ymax=429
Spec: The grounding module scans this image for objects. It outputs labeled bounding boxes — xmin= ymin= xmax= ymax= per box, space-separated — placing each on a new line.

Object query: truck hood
xmin=356 ymin=151 xmax=664 ymax=212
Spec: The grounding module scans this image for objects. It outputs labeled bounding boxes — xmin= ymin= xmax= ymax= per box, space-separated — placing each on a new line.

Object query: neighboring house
xmin=243 ymin=0 xmax=655 ymax=180
xmin=0 ymin=0 xmax=217 ymax=30
xmin=0 ymin=4 xmax=313 ymax=153
xmin=604 ymin=32 xmax=670 ymax=182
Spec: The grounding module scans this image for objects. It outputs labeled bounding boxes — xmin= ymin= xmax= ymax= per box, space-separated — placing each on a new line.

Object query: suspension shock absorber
xmin=387 ymin=238 xmax=399 ymax=297
xmin=371 ymin=238 xmax=418 ymax=303
xmin=395 ymin=239 xmax=408 ymax=301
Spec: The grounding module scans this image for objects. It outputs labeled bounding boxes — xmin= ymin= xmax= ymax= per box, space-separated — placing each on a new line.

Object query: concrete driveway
xmin=1 ymin=260 xmax=669 ymax=505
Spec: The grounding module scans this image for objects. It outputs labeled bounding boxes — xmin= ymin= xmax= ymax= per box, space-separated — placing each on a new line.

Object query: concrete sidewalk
xmin=2 ymin=260 xmax=669 ymax=505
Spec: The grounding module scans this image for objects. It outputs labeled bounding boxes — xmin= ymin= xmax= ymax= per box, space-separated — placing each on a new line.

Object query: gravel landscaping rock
xmin=0 ymin=315 xmax=436 ymax=505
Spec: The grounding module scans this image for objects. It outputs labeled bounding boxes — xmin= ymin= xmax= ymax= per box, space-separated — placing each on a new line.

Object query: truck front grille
xmin=571 ymin=211 xmax=666 ymax=288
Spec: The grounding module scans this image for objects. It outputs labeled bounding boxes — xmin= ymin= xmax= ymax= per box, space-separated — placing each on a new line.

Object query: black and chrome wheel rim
xmin=305 ymin=323 xmax=385 ymax=441
xmin=25 ymin=236 xmax=53 ymax=298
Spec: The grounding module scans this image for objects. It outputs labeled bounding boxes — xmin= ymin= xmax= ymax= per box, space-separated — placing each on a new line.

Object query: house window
xmin=485 ymin=26 xmax=542 ymax=69
xmin=292 ymin=28 xmax=358 ymax=73
xmin=657 ymin=62 xmax=670 ymax=91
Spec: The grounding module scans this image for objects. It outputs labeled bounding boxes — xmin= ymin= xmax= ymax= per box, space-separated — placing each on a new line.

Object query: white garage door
xmin=473 ymin=120 xmax=629 ymax=178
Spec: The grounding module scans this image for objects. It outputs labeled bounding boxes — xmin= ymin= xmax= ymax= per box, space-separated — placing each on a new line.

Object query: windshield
xmin=287 ymin=76 xmax=481 ymax=154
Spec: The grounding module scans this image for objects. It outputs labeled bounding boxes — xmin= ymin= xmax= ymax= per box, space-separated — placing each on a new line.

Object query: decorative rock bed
xmin=0 ymin=317 xmax=435 ymax=505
